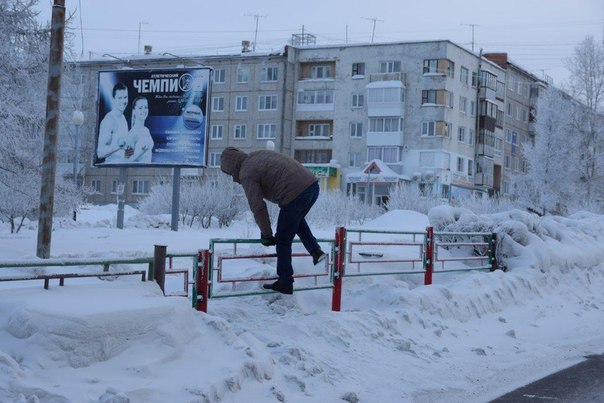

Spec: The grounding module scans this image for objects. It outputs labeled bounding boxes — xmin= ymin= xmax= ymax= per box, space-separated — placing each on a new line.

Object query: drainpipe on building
xmin=279 ymin=55 xmax=287 ymax=154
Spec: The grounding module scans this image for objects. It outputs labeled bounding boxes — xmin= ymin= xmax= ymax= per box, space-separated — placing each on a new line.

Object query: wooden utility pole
xmin=37 ymin=0 xmax=66 ymax=258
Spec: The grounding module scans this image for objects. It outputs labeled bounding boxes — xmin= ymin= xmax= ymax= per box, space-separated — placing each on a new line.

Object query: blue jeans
xmin=275 ymin=181 xmax=321 ymax=285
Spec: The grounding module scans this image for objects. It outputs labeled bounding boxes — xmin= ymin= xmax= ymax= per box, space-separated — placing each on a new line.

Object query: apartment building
xmin=484 ymin=53 xmax=545 ymax=196
xmin=66 ymin=40 xmax=542 ymax=206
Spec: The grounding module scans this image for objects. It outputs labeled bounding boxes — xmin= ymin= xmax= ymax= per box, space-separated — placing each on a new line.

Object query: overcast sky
xmin=37 ymin=0 xmax=603 ymax=86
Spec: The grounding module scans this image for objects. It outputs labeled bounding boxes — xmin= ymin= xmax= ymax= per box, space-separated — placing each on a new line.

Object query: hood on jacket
xmin=220 ymin=147 xmax=248 ymax=183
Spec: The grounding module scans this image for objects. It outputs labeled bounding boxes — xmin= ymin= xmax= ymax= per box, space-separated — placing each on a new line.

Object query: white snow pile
xmin=1 ymin=206 xmax=603 ymax=402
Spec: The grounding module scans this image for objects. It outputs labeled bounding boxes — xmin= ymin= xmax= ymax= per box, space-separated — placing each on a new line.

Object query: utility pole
xmin=245 ymin=13 xmax=266 ymax=52
xmin=37 ymin=0 xmax=66 ymax=258
xmin=462 ymin=23 xmax=481 ymax=52
xmin=361 ymin=17 xmax=383 ymax=43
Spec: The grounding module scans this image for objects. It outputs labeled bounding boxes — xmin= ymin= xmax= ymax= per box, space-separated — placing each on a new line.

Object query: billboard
xmin=94 ymin=67 xmax=211 ymax=167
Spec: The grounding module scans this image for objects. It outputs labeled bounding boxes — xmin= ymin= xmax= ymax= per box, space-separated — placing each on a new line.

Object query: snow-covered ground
xmin=1 ymin=204 xmax=603 ymax=402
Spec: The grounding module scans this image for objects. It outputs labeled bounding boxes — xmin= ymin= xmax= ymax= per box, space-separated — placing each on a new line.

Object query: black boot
xmin=311 ymin=249 xmax=327 ymax=266
xmin=262 ymin=281 xmax=293 ymax=295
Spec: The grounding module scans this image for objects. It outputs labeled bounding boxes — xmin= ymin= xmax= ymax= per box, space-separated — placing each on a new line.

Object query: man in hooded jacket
xmin=220 ymin=147 xmax=326 ymax=294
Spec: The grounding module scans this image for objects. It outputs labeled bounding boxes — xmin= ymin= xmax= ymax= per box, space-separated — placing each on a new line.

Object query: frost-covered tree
xmin=307 ymin=190 xmax=382 ymax=226
xmin=566 ymin=35 xmax=604 ymax=204
xmin=0 ymin=0 xmax=81 ymax=231
xmin=515 ymin=87 xmax=580 ymax=213
xmin=386 ymin=182 xmax=444 ymax=214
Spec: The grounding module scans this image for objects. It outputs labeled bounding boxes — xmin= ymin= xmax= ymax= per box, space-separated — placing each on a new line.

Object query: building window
xmin=422 ymin=121 xmax=436 ymax=136
xmin=348 ymin=151 xmax=361 ymax=167
xmin=467 ymin=160 xmax=473 ymax=176
xmin=350 ymin=122 xmax=363 ymax=138
xmin=459 ymin=96 xmax=467 ymax=114
xmin=295 ymin=149 xmax=332 ymax=163
xmin=236 ymin=67 xmax=249 ymax=83
xmin=260 ymin=66 xmax=278 ymax=82
xmin=469 ymin=129 xmax=475 ymax=145
xmin=368 ymin=87 xmax=404 ymax=103
xmin=457 ymin=157 xmax=464 ymax=172
xmin=470 ymin=100 xmax=476 ymax=117
xmin=235 ymin=96 xmax=248 ymax=112
xmin=90 ymin=179 xmax=101 ymax=193
xmin=480 ymin=100 xmax=498 ymax=119
xmin=208 ymin=152 xmax=221 ymax=167
xmin=257 ymin=123 xmax=277 ymax=139
xmin=297 ymin=90 xmax=334 ymax=105
xmin=367 ymin=146 xmax=400 ymax=163
xmin=379 ymin=61 xmax=401 ymax=73
xmin=111 ymin=180 xmax=118 ymax=194
xmin=352 ymin=62 xmax=365 ymax=76
xmin=421 ymin=121 xmax=450 ymax=137
xmin=368 ymin=117 xmax=403 ymax=132
xmin=234 ymin=124 xmax=246 ymax=140
xmin=351 ymin=93 xmax=364 ymax=108
xmin=480 ymin=70 xmax=497 ymax=91
xmin=460 ymin=66 xmax=469 ymax=84
xmin=211 ymin=125 xmax=223 ymax=140
xmin=212 ymin=96 xmax=224 ymax=112
xmin=213 ymin=69 xmax=226 ymax=84
xmin=311 ymin=65 xmax=332 ymax=79
xmin=504 ymin=155 xmax=510 ymax=169
xmin=308 ymin=123 xmax=330 ymax=137
xmin=421 ymin=90 xmax=452 ymax=107
xmin=132 ymin=180 xmax=149 ymax=195
xmin=471 ymin=71 xmax=478 ymax=87
xmin=458 ymin=126 xmax=466 ymax=143
xmin=258 ymin=94 xmax=278 ymax=111
xmin=423 ymin=59 xmax=438 ymax=74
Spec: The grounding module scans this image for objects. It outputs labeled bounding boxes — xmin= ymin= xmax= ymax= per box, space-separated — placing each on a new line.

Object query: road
xmin=492 ymin=354 xmax=604 ymax=402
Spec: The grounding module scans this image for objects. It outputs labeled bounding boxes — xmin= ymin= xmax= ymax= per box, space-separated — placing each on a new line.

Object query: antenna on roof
xmin=361 ymin=17 xmax=383 ymax=43
xmin=461 ymin=23 xmax=481 ymax=53
xmin=244 ymin=13 xmax=266 ymax=52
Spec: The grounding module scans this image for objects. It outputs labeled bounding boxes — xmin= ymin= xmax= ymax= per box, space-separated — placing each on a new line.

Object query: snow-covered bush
xmin=307 ymin=190 xmax=382 ymax=226
xmin=138 ymin=175 xmax=244 ymax=228
xmin=386 ymin=182 xmax=446 ymax=214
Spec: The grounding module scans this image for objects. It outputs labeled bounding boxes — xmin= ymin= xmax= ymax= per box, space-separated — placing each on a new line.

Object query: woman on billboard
xmin=125 ymin=96 xmax=154 ymax=163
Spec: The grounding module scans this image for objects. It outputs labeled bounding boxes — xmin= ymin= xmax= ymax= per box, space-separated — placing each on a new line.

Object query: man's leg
xmin=295 ymin=182 xmax=321 ymax=254
xmin=275 ymin=204 xmax=303 ymax=285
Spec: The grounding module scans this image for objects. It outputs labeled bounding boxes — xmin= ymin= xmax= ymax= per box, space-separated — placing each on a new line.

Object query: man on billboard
xmin=96 ymin=82 xmax=130 ymax=163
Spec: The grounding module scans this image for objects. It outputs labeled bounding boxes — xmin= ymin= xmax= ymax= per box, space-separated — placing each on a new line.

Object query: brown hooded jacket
xmin=220 ymin=147 xmax=317 ymax=237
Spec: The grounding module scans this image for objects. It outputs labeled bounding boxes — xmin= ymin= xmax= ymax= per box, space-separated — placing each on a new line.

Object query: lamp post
xmin=72 ymin=110 xmax=84 ymax=221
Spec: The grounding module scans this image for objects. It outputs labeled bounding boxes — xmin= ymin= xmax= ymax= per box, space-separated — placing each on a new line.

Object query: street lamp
xmin=72 ymin=110 xmax=84 ymax=221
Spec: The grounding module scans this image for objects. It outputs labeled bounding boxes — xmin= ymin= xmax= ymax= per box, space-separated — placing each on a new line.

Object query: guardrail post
xmin=196 ymin=249 xmax=210 ymax=313
xmin=153 ymin=245 xmax=167 ymax=294
xmin=490 ymin=232 xmax=498 ymax=272
xmin=331 ymin=226 xmax=345 ymax=312
xmin=424 ymin=227 xmax=434 ymax=285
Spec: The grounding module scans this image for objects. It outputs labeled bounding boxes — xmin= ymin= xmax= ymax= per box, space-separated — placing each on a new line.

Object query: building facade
xmin=66 ymin=40 xmax=545 ymax=206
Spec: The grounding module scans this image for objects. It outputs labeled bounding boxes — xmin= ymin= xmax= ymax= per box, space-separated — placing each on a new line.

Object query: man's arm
xmin=97 ymin=115 xmax=120 ymax=159
xmin=241 ymin=178 xmax=272 ymax=237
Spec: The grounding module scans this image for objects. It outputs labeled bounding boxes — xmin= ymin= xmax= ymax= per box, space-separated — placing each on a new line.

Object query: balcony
xmin=474 ymin=173 xmax=493 ymax=187
xmin=475 ymin=143 xmax=494 ymax=158
xmin=367 ymin=81 xmax=405 ymax=117
xmin=369 ymin=72 xmax=406 ymax=84
xmin=366 ymin=131 xmax=404 ymax=147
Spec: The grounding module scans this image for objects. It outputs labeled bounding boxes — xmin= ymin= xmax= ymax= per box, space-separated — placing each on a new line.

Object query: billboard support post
xmin=117 ymin=167 xmax=127 ymax=229
xmin=171 ymin=167 xmax=181 ymax=231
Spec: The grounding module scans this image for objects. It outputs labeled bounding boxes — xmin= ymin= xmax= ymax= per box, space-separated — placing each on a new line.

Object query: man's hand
xmin=260 ymin=234 xmax=276 ymax=247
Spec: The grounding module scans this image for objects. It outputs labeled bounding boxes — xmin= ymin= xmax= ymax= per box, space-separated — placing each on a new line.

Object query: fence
xmin=193 ymin=226 xmax=498 ymax=313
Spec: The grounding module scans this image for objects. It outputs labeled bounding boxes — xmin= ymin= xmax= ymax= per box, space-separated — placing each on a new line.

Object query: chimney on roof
xmin=144 ymin=45 xmax=153 ymax=55
xmin=242 ymin=40 xmax=251 ymax=53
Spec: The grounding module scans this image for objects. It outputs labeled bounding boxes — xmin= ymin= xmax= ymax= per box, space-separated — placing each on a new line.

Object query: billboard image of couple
xmin=94 ymin=67 xmax=211 ymax=167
